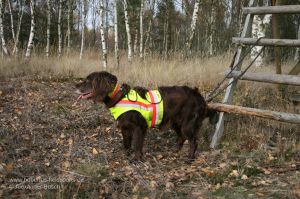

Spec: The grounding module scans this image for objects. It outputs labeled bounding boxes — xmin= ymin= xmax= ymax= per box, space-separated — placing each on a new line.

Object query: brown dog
xmin=75 ymin=71 xmax=218 ymax=161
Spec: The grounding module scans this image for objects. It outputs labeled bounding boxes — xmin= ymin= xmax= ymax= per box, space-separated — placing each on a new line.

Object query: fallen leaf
xmin=132 ymin=184 xmax=139 ymax=193
xmin=201 ymin=167 xmax=215 ymax=177
xmin=92 ymin=148 xmax=99 ymax=155
xmin=165 ymin=182 xmax=174 ymax=192
xmin=228 ymin=170 xmax=239 ymax=177
xmin=6 ymin=163 xmax=14 ymax=172
xmin=156 ymin=154 xmax=163 ymax=160
xmin=219 ymin=163 xmax=227 ymax=168
xmin=63 ymin=161 xmax=70 ymax=168
xmin=150 ymin=180 xmax=158 ymax=190
xmin=293 ymin=186 xmax=300 ymax=198
xmin=241 ymin=174 xmax=248 ymax=180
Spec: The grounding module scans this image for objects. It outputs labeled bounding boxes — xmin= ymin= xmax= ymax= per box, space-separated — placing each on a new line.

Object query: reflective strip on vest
xmin=108 ymin=89 xmax=164 ymax=128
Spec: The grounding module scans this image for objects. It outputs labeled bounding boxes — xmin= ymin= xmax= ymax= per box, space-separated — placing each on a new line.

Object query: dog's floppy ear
xmin=92 ymin=72 xmax=117 ymax=102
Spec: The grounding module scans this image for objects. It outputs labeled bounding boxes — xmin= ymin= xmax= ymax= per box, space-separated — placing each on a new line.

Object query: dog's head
xmin=75 ymin=71 xmax=117 ymax=102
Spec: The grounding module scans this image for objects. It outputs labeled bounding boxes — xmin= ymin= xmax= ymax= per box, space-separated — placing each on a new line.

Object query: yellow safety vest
xmin=109 ymin=89 xmax=164 ymax=128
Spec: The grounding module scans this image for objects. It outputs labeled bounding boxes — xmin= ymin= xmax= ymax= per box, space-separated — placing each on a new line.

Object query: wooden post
xmin=210 ymin=0 xmax=255 ymax=149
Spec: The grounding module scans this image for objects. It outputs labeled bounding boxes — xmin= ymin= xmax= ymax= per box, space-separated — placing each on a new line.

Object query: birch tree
xmin=80 ymin=0 xmax=85 ymax=59
xmin=0 ymin=0 xmax=9 ymax=56
xmin=12 ymin=0 xmax=24 ymax=55
xmin=58 ymin=0 xmax=63 ymax=58
xmin=7 ymin=0 xmax=16 ymax=43
xmin=66 ymin=0 xmax=73 ymax=54
xmin=123 ymin=0 xmax=132 ymax=62
xmin=25 ymin=0 xmax=36 ymax=58
xmin=46 ymin=0 xmax=51 ymax=57
xmin=186 ymin=0 xmax=200 ymax=52
xmin=144 ymin=0 xmax=155 ymax=57
xmin=99 ymin=0 xmax=107 ymax=68
xmin=139 ymin=0 xmax=144 ymax=59
xmin=208 ymin=2 xmax=215 ymax=56
xmin=114 ymin=0 xmax=119 ymax=67
xmin=251 ymin=14 xmax=271 ymax=66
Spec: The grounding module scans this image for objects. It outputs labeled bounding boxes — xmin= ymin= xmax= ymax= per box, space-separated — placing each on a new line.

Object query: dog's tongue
xmin=72 ymin=92 xmax=92 ymax=106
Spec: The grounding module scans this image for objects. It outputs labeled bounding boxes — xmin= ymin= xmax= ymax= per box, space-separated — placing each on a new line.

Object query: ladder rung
xmin=243 ymin=5 xmax=300 ymax=14
xmin=225 ymin=70 xmax=300 ymax=86
xmin=208 ymin=103 xmax=300 ymax=124
xmin=232 ymin=37 xmax=300 ymax=47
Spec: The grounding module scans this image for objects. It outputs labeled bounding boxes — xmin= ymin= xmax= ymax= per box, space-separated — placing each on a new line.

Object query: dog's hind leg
xmin=181 ymin=118 xmax=200 ymax=161
xmin=132 ymin=126 xmax=146 ymax=161
xmin=172 ymin=123 xmax=185 ymax=152
xmin=121 ymin=130 xmax=132 ymax=155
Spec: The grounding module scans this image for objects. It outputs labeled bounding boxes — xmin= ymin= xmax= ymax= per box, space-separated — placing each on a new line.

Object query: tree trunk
xmin=272 ymin=0 xmax=282 ymax=74
xmin=295 ymin=23 xmax=300 ymax=61
xmin=7 ymin=0 xmax=15 ymax=42
xmin=91 ymin=0 xmax=96 ymax=46
xmin=12 ymin=0 xmax=24 ymax=56
xmin=144 ymin=0 xmax=155 ymax=57
xmin=114 ymin=0 xmax=119 ymax=67
xmin=67 ymin=0 xmax=72 ymax=55
xmin=99 ymin=0 xmax=108 ymax=68
xmin=80 ymin=0 xmax=85 ymax=59
xmin=46 ymin=0 xmax=51 ymax=57
xmin=133 ymin=26 xmax=138 ymax=54
xmin=186 ymin=0 xmax=200 ymax=52
xmin=208 ymin=1 xmax=214 ymax=56
xmin=139 ymin=0 xmax=144 ymax=59
xmin=25 ymin=0 xmax=36 ymax=58
xmin=0 ymin=0 xmax=9 ymax=56
xmin=123 ymin=0 xmax=132 ymax=62
xmin=58 ymin=0 xmax=62 ymax=58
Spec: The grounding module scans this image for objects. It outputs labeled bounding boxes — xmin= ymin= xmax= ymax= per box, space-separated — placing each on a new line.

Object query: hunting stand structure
xmin=210 ymin=0 xmax=300 ymax=148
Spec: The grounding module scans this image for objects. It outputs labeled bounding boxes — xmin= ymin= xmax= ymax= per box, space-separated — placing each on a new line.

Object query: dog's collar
xmin=106 ymin=84 xmax=124 ymax=108
xmin=108 ymin=84 xmax=122 ymax=99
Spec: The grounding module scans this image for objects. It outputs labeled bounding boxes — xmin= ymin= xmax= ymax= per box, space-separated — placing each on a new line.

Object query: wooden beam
xmin=226 ymin=70 xmax=300 ymax=86
xmin=208 ymin=103 xmax=300 ymax=124
xmin=232 ymin=37 xmax=300 ymax=47
xmin=243 ymin=5 xmax=300 ymax=14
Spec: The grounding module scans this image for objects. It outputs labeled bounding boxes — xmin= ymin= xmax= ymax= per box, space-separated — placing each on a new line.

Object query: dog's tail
xmin=206 ymin=108 xmax=219 ymax=125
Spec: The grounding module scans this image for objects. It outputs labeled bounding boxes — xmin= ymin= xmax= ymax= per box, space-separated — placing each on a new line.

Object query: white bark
xmin=12 ymin=0 xmax=24 ymax=55
xmin=100 ymin=0 xmax=107 ymax=68
xmin=25 ymin=0 xmax=36 ymax=58
xmin=251 ymin=14 xmax=271 ymax=66
xmin=58 ymin=0 xmax=62 ymax=58
xmin=139 ymin=0 xmax=144 ymax=59
xmin=7 ymin=0 xmax=15 ymax=42
xmin=46 ymin=0 xmax=51 ymax=57
xmin=80 ymin=0 xmax=85 ymax=59
xmin=186 ymin=0 xmax=200 ymax=51
xmin=114 ymin=0 xmax=119 ymax=67
xmin=0 ymin=0 xmax=9 ymax=55
xmin=123 ymin=0 xmax=132 ymax=62
xmin=209 ymin=4 xmax=214 ymax=56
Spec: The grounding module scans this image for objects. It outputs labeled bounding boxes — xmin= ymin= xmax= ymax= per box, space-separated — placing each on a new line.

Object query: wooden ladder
xmin=210 ymin=0 xmax=300 ymax=148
